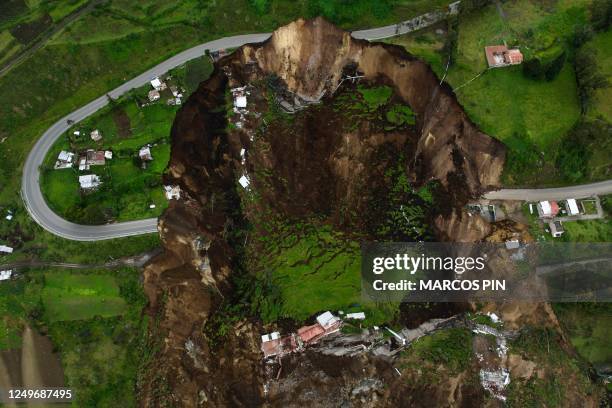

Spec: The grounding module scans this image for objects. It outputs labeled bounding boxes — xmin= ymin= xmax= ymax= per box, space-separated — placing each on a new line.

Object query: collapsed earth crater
xmin=140 ymin=17 xmax=515 ymax=407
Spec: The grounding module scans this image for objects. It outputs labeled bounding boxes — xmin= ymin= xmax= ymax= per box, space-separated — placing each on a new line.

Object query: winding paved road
xmin=20 ymin=26 xmax=612 ymax=241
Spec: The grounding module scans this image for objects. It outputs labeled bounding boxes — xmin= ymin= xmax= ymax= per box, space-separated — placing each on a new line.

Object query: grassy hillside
xmin=387 ymin=0 xmax=604 ymax=187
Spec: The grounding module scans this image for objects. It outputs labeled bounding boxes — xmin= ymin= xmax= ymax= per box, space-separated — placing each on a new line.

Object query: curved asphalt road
xmin=484 ymin=180 xmax=612 ymax=201
xmin=21 ymin=27 xmax=612 ymax=241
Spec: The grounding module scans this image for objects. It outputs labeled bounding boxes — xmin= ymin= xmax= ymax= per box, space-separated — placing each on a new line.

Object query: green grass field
xmin=42 ymin=272 xmax=127 ymax=322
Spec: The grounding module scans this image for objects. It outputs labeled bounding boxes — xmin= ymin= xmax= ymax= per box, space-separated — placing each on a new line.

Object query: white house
xmin=548 ymin=220 xmax=564 ymax=237
xmin=316 ymin=311 xmax=341 ymax=330
xmin=139 ymin=146 xmax=153 ymax=161
xmin=79 ymin=174 xmax=101 ymax=190
xmin=150 ymin=77 xmax=163 ymax=90
xmin=148 ymin=89 xmax=160 ymax=102
xmin=345 ymin=312 xmax=366 ymax=320
xmin=0 ymin=270 xmax=12 ymax=281
xmin=234 ymin=95 xmax=247 ymax=109
xmin=54 ymin=150 xmax=75 ymax=169
xmin=566 ymin=199 xmax=580 ymax=216
xmin=239 ymin=175 xmax=250 ymax=188
xmin=504 ymin=240 xmax=520 ymax=250
xmin=0 ymin=245 xmax=13 ymax=254
xmin=104 ymin=151 xmax=113 ymax=160
xmin=164 ymin=185 xmax=181 ymax=200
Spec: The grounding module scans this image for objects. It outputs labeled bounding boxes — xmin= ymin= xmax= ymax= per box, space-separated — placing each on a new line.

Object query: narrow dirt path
xmin=0 ymin=247 xmax=162 ymax=271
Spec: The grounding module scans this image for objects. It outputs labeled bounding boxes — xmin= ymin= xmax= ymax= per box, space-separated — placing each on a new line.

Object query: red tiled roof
xmin=550 ymin=201 xmax=560 ymax=216
xmin=297 ymin=324 xmax=325 ymax=344
xmin=505 ymin=49 xmax=523 ymax=64
xmin=484 ymin=45 xmax=508 ymax=67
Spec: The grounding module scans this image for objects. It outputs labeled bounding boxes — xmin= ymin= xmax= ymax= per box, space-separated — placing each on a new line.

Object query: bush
xmin=590 ymin=0 xmax=612 ymax=31
xmin=522 ymin=44 xmax=566 ymax=81
xmin=574 ymin=46 xmax=609 ymax=113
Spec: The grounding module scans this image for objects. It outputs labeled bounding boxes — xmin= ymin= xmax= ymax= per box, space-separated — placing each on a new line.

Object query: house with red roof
xmin=485 ymin=45 xmax=524 ymax=68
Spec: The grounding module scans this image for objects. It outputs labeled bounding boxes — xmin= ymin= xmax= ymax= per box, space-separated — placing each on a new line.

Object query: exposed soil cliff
xmin=136 ymin=18 xmax=597 ymax=407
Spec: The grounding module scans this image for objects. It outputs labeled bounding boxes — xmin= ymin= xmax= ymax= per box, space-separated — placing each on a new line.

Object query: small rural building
xmin=54 ymin=151 xmax=75 ymax=169
xmin=566 ymin=199 xmax=580 ymax=216
xmin=235 ymin=95 xmax=247 ymax=109
xmin=484 ymin=45 xmax=523 ymax=68
xmin=260 ymin=332 xmax=298 ymax=358
xmin=164 ymin=185 xmax=181 ymax=200
xmin=78 ymin=157 xmax=89 ymax=171
xmin=104 ymin=151 xmax=113 ymax=160
xmin=317 ymin=311 xmax=341 ymax=330
xmin=297 ymin=323 xmax=325 ymax=344
xmin=548 ymin=220 xmax=564 ymax=237
xmin=504 ymin=240 xmax=520 ymax=250
xmin=239 ymin=175 xmax=250 ymax=188
xmin=170 ymin=86 xmax=183 ymax=98
xmin=0 ymin=245 xmax=14 ymax=254
xmin=148 ymin=89 xmax=160 ymax=102
xmin=345 ymin=312 xmax=366 ymax=320
xmin=210 ymin=49 xmax=228 ymax=61
xmin=79 ymin=174 xmax=101 ymax=190
xmin=90 ymin=129 xmax=102 ymax=142
xmin=537 ymin=201 xmax=559 ymax=218
xmin=150 ymin=77 xmax=166 ymax=90
xmin=231 ymin=86 xmax=248 ymax=109
xmin=86 ymin=150 xmax=106 ymax=166
xmin=0 ymin=270 xmax=12 ymax=281
xmin=261 ymin=332 xmax=282 ymax=358
xmin=139 ymin=146 xmax=153 ymax=161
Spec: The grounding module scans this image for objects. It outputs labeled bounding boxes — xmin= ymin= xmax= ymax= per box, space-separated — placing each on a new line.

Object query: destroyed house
xmin=86 ymin=150 xmax=106 ymax=166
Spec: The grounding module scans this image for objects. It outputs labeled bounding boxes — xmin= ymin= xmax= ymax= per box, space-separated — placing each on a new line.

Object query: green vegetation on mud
xmin=405 ymin=327 xmax=473 ymax=373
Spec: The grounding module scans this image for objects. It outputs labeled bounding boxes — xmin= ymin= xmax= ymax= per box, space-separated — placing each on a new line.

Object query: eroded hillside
xmin=137 ymin=18 xmax=600 ymax=407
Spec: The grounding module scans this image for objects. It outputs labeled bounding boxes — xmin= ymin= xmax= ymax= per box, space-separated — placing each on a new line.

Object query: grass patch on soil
xmin=507 ymin=325 xmax=598 ymax=406
xmin=251 ymin=223 xmax=362 ymax=322
xmin=403 ymin=327 xmax=473 ymax=373
xmin=553 ymin=303 xmax=612 ymax=367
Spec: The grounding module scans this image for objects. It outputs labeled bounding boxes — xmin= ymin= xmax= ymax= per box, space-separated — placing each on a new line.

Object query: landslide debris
xmin=137 ymin=18 xmax=599 ymax=407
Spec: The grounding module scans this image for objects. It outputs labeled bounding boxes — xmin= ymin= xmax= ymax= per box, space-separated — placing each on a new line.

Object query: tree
xmin=590 ymin=0 xmax=612 ymax=31
xmin=574 ymin=47 xmax=609 ymax=113
xmin=573 ymin=24 xmax=593 ymax=48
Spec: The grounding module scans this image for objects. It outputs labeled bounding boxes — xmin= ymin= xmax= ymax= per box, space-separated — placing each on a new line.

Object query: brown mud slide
xmin=137 ymin=18 xmax=596 ymax=407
